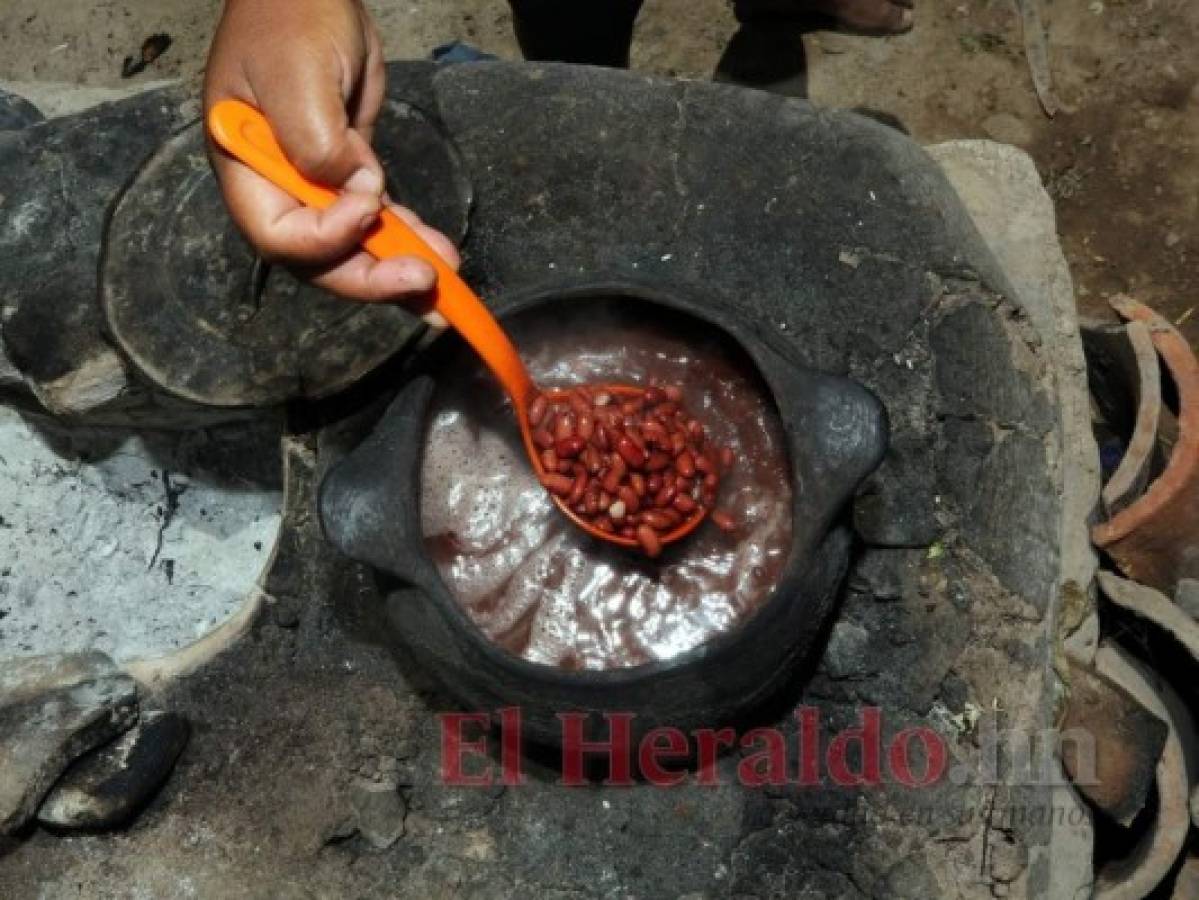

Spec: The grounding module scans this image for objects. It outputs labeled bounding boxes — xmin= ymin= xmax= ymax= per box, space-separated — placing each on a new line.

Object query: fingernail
xmin=345 ymin=167 xmax=384 ymax=196
xmin=359 ymin=213 xmax=379 ymax=232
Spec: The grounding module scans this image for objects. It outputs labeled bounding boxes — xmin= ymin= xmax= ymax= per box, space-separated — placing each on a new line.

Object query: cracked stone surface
xmin=0 ymin=67 xmax=1096 ymax=898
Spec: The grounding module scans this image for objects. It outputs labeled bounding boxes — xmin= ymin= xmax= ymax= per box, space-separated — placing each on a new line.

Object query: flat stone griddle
xmin=100 ymin=97 xmax=472 ymax=407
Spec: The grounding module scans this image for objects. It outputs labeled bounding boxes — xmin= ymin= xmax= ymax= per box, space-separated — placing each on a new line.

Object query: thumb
xmin=257 ymin=63 xmax=384 ymax=194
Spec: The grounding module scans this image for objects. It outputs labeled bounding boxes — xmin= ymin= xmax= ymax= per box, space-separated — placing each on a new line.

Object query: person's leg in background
xmin=507 ymin=0 xmax=646 ymax=68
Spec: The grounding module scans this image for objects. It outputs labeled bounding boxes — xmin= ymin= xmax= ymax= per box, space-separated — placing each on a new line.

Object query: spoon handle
xmin=207 ymin=99 xmax=534 ymax=405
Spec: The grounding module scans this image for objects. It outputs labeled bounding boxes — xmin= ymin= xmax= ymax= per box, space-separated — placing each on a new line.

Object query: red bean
xmin=646 ymin=473 xmax=663 ymax=494
xmin=636 ymin=524 xmax=663 ymax=557
xmin=687 ymin=420 xmax=704 ymax=441
xmin=528 ymin=394 xmax=548 ymax=427
xmin=675 ymin=451 xmax=696 ymax=478
xmin=615 ymin=437 xmax=646 ymax=469
xmin=704 ymin=471 xmax=719 ymax=489
xmin=554 ymin=413 xmax=576 ymax=441
xmin=629 ymin=472 xmax=647 ymax=497
xmin=654 ymin=483 xmax=677 ymax=508
xmin=541 ymin=448 xmax=559 ymax=472
xmin=602 ymin=455 xmax=627 ymax=493
xmin=555 ymin=436 xmax=585 ymax=458
xmin=583 ymin=446 xmax=603 ymax=474
xmin=641 ymin=509 xmax=675 ymax=531
xmin=533 ymin=428 xmax=554 ymax=450
xmin=673 ymin=493 xmax=697 ymax=514
xmin=541 ymin=472 xmax=574 ymax=496
xmin=694 ymin=452 xmax=713 ymax=474
xmin=568 ymin=469 xmax=588 ymax=505
xmin=711 ymin=510 xmax=737 ymax=532
xmin=618 ymin=486 xmax=641 ymax=515
xmin=578 ymin=414 xmax=595 ymax=441
xmin=570 ymin=392 xmax=591 ymax=417
xmin=593 ymin=423 xmax=611 ymax=451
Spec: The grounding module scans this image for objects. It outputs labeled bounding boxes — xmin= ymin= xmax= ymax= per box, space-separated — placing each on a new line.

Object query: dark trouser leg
xmin=507 ymin=0 xmax=646 ymax=68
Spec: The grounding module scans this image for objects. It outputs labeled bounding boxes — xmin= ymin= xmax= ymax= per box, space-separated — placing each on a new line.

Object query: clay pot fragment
xmin=1092 ymin=296 xmax=1199 ymax=595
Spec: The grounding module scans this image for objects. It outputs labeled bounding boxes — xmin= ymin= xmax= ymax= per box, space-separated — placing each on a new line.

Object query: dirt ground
xmin=0 ymin=0 xmax=1196 ymax=348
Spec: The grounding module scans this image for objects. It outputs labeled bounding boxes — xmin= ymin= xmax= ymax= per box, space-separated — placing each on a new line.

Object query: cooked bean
xmin=636 ymin=524 xmax=663 ymax=557
xmin=672 ymin=493 xmax=697 ymax=514
xmin=555 ymin=436 xmax=585 ymax=458
xmin=541 ymin=472 xmax=574 ymax=496
xmin=675 ymin=451 xmax=696 ymax=478
xmin=615 ymin=437 xmax=647 ymax=468
xmin=629 ymin=472 xmax=647 ymax=497
xmin=528 ymin=393 xmax=548 ymax=427
xmin=711 ymin=510 xmax=737 ymax=532
xmin=554 ymin=413 xmax=576 ymax=441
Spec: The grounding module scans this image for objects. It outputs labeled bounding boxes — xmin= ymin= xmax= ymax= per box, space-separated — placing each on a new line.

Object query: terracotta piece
xmin=1091 ymin=295 xmax=1199 ymax=594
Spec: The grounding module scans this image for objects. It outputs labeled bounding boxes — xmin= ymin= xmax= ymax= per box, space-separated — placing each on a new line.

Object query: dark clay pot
xmin=318 ymin=282 xmax=888 ymax=747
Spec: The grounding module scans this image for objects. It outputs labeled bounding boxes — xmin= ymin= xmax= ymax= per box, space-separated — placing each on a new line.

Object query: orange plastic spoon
xmin=207 ymin=99 xmax=704 ymax=550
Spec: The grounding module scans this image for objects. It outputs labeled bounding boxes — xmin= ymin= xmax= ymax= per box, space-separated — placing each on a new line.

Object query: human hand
xmin=203 ymin=0 xmax=460 ymax=303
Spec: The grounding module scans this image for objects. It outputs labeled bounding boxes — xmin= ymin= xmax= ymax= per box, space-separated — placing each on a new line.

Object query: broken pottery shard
xmin=1092 ymin=295 xmax=1199 ymax=595
xmin=1059 ymin=658 xmax=1167 ymax=827
xmin=1081 ymin=321 xmax=1162 ymax=516
xmin=0 ymin=653 xmax=139 ymax=834
xmin=1094 ymin=642 xmax=1197 ymax=899
xmin=37 ymin=710 xmax=189 ymax=830
xmin=1099 ymin=571 xmax=1199 ymax=668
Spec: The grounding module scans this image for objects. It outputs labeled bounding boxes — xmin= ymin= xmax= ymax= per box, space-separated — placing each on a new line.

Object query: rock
xmin=989 ymin=831 xmax=1029 ymax=883
xmin=0 ymin=653 xmax=138 ymax=834
xmin=877 ymin=856 xmax=940 ymax=896
xmin=37 ymin=710 xmax=189 ymax=830
xmin=980 ymin=113 xmax=1033 ymax=147
xmin=0 ymin=88 xmax=42 ymax=130
xmin=349 ymin=779 xmax=407 ymax=850
xmin=823 ymin=621 xmax=874 ymax=679
xmin=847 ymin=548 xmax=923 ymax=600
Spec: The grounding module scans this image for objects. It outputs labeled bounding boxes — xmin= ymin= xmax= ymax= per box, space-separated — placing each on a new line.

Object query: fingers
xmin=387 ymin=202 xmax=462 ymax=270
xmin=213 ymin=152 xmax=382 ymax=265
xmin=307 ymin=252 xmax=437 ymax=302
